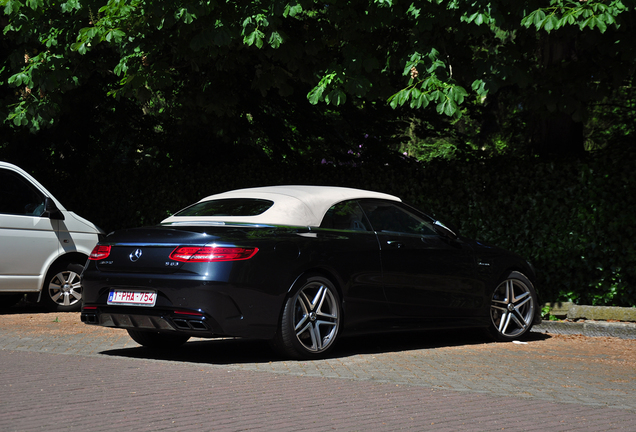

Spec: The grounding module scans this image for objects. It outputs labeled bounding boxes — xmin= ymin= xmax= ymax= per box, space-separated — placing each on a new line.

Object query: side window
xmin=320 ymin=200 xmax=371 ymax=231
xmin=359 ymin=200 xmax=436 ymax=236
xmin=0 ymin=169 xmax=46 ymax=216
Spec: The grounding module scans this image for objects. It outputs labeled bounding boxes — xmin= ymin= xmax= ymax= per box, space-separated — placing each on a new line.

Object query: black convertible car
xmin=81 ymin=186 xmax=539 ymax=358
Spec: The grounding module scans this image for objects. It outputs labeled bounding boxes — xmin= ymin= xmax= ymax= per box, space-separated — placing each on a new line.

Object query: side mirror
xmin=43 ymin=197 xmax=65 ymax=220
xmin=433 ymin=220 xmax=457 ymax=239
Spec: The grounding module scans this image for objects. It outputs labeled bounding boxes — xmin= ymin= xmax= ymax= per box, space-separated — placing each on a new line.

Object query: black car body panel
xmin=82 ymin=224 xmax=535 ymax=337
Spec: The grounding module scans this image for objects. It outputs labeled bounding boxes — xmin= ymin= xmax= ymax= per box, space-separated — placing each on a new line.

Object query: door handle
xmin=386 ymin=240 xmax=404 ymax=249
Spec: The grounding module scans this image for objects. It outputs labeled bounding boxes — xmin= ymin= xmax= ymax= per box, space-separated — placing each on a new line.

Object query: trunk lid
xmin=93 ymin=224 xmax=286 ymax=273
xmin=95 ymin=226 xmax=224 ymax=273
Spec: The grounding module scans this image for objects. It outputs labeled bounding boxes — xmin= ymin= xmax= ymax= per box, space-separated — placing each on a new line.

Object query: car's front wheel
xmin=42 ymin=263 xmax=84 ymax=312
xmin=271 ymin=275 xmax=342 ymax=359
xmin=127 ymin=330 xmax=190 ymax=349
xmin=488 ymin=271 xmax=537 ymax=341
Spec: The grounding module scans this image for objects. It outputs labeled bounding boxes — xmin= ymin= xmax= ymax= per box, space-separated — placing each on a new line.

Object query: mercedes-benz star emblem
xmin=129 ymin=248 xmax=143 ymax=262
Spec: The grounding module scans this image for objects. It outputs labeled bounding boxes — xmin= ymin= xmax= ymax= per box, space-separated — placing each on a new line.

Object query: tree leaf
xmin=543 ymin=15 xmax=558 ymax=32
xmin=419 ymin=93 xmax=430 ymax=109
xmin=444 ymin=98 xmax=456 ymax=116
xmin=268 ymin=31 xmax=283 ymax=49
xmin=596 ymin=17 xmax=607 ymax=33
xmin=284 ymin=4 xmax=303 ymax=17
xmin=307 ymin=86 xmax=325 ymax=105
xmin=244 ymin=29 xmax=264 ymax=48
xmin=533 ymin=10 xmax=546 ymax=27
xmin=389 ymin=94 xmax=399 ymax=109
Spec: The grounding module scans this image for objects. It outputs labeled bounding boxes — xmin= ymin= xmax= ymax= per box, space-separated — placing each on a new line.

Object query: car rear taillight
xmin=169 ymin=246 xmax=258 ymax=262
xmin=89 ymin=245 xmax=111 ymax=260
xmin=174 ymin=310 xmax=204 ymax=316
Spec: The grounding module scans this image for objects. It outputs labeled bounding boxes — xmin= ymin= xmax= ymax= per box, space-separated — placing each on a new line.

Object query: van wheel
xmin=42 ymin=263 xmax=84 ymax=312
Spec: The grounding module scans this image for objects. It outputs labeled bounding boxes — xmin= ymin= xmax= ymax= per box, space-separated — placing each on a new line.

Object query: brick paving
xmin=1 ymin=311 xmax=636 ymax=431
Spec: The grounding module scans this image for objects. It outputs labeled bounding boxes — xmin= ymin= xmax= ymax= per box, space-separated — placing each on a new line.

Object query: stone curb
xmin=533 ymin=320 xmax=636 ymax=340
xmin=567 ymin=305 xmax=636 ymax=321
xmin=537 ymin=302 xmax=636 ymax=339
xmin=544 ymin=302 xmax=636 ymax=321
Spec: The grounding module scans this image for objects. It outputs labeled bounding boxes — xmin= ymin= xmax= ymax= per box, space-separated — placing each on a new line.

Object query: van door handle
xmin=386 ymin=240 xmax=404 ymax=249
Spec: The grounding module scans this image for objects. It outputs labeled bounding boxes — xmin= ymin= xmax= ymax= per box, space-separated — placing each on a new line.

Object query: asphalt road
xmin=1 ymin=310 xmax=635 ymax=431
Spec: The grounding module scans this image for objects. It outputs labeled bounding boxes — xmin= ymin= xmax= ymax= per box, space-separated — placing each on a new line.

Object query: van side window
xmin=0 ymin=169 xmax=46 ymax=216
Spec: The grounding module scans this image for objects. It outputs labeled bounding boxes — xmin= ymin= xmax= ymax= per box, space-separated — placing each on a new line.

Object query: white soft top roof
xmin=162 ymin=185 xmax=401 ymax=227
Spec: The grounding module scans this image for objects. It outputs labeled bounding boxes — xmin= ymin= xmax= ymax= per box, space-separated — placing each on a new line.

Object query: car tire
xmin=127 ymin=330 xmax=190 ymax=349
xmin=488 ymin=271 xmax=537 ymax=341
xmin=41 ymin=262 xmax=85 ymax=312
xmin=271 ymin=274 xmax=342 ymax=359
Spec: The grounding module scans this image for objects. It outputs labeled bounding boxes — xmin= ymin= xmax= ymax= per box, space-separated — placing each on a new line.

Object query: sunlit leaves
xmin=25 ymin=0 xmax=44 ymax=10
xmin=2 ymin=0 xmax=636 ymax=134
xmin=406 ymin=3 xmax=421 ymax=19
xmin=462 ymin=11 xmax=491 ymax=26
xmin=268 ymin=31 xmax=283 ymax=49
xmin=104 ymin=28 xmax=125 ymax=43
xmin=389 ymin=80 xmax=467 ymax=117
xmin=242 ymin=13 xmax=285 ymax=49
xmin=175 ymin=7 xmax=196 ymax=24
xmin=7 ymin=72 xmax=30 ymax=87
xmin=70 ymin=27 xmax=99 ymax=55
xmin=60 ymin=0 xmax=81 ymax=13
xmin=307 ymin=71 xmax=338 ymax=105
xmin=307 ymin=85 xmax=325 ymax=105
xmin=471 ymin=79 xmax=487 ymax=98
xmin=283 ymin=3 xmax=302 ymax=17
xmin=3 ymin=0 xmax=20 ymax=14
xmin=1 ymin=0 xmax=94 ymax=131
xmin=244 ymin=29 xmax=265 ymax=48
xmin=307 ymin=68 xmax=372 ymax=106
xmin=388 ymin=48 xmax=468 ymax=117
xmin=521 ymin=0 xmax=629 ymax=33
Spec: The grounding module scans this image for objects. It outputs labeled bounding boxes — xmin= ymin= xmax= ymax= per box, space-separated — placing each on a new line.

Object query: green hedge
xmin=44 ymin=144 xmax=636 ymax=307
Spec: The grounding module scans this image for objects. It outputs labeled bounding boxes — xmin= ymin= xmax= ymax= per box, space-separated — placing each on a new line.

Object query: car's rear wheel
xmin=127 ymin=330 xmax=190 ymax=349
xmin=488 ymin=271 xmax=537 ymax=341
xmin=271 ymin=275 xmax=341 ymax=359
xmin=41 ymin=263 xmax=84 ymax=312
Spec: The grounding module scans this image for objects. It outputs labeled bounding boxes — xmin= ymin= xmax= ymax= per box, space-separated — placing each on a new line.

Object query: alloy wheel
xmin=292 ymin=280 xmax=340 ymax=353
xmin=490 ymin=276 xmax=535 ymax=338
xmin=48 ymin=269 xmax=82 ymax=308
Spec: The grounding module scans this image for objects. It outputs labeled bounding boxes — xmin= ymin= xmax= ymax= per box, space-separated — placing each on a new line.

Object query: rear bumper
xmin=81 ymin=306 xmax=223 ymax=338
xmin=81 ymin=304 xmax=278 ymax=339
xmin=81 ymin=270 xmax=285 ymax=340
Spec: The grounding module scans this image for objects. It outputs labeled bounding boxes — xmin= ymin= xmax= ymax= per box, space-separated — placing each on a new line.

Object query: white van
xmin=0 ymin=161 xmax=103 ymax=311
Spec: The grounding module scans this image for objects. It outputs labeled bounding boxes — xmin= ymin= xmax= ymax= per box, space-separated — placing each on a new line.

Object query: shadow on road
xmin=99 ymin=329 xmax=550 ymax=365
xmin=0 ymin=298 xmax=46 ymax=314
